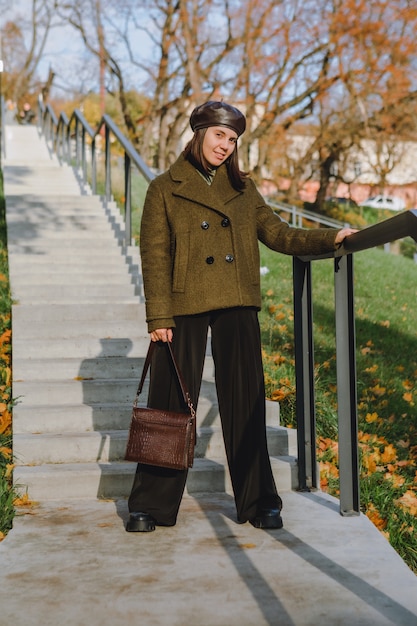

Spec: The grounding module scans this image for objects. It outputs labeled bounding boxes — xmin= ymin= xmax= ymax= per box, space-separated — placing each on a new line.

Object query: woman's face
xmin=202 ymin=126 xmax=238 ymax=167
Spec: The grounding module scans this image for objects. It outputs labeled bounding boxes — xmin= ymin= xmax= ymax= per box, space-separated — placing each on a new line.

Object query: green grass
xmin=0 ymin=170 xmax=16 ymax=540
xmin=259 ymin=242 xmax=417 ymax=572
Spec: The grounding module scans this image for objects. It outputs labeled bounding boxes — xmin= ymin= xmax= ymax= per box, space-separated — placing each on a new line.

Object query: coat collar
xmin=169 ymin=153 xmax=243 ymax=212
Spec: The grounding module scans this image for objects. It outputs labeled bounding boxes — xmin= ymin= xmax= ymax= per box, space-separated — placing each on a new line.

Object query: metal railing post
xmin=334 ymin=254 xmax=360 ymax=516
xmin=293 ymin=256 xmax=317 ymax=491
xmin=81 ymin=127 xmax=87 ymax=184
xmin=75 ymin=118 xmax=80 ymax=168
xmin=124 ymin=152 xmax=132 ymax=244
xmin=65 ymin=123 xmax=71 ymax=164
xmin=91 ymin=138 xmax=97 ymax=195
xmin=105 ymin=125 xmax=111 ymax=203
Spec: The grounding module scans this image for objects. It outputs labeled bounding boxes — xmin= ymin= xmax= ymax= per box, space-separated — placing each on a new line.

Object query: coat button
xmin=201 ymin=221 xmax=210 ymax=230
xmin=225 ymin=254 xmax=234 ymax=263
xmin=206 ymin=256 xmax=215 ymax=264
xmin=221 ymin=218 xmax=230 ymax=227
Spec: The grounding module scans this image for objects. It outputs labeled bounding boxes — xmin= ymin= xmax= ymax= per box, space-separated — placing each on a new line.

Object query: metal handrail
xmin=268 ymin=199 xmax=347 ymax=229
xmin=37 ymin=96 xmax=155 ymax=245
xmin=35 ymin=97 xmax=417 ymax=518
xmin=293 ymin=209 xmax=417 ymax=516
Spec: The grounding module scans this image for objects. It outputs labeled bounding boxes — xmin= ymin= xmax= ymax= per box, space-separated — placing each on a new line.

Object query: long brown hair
xmin=183 ymin=128 xmax=248 ymax=192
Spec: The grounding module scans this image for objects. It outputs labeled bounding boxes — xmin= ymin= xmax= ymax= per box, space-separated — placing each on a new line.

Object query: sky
xmin=0 ymin=1 xmax=152 ymax=98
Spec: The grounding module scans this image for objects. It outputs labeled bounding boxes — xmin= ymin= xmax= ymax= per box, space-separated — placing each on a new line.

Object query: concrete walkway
xmin=1 ymin=124 xmax=417 ymax=626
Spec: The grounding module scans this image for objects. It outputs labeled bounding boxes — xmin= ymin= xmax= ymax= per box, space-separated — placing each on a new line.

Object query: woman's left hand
xmin=335 ymin=227 xmax=358 ymax=245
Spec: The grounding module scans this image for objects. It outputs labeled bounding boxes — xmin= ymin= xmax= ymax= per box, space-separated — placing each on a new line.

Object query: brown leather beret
xmin=190 ymin=101 xmax=246 ymax=136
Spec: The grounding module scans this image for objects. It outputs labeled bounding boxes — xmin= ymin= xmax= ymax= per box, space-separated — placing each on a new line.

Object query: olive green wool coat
xmin=140 ymin=154 xmax=339 ymax=332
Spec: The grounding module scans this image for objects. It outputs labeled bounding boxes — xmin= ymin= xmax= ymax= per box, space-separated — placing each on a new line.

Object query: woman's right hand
xmin=150 ymin=328 xmax=173 ymax=343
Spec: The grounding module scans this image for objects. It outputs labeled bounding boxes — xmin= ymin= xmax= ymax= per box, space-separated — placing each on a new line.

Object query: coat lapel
xmin=169 ymin=154 xmax=243 ymax=216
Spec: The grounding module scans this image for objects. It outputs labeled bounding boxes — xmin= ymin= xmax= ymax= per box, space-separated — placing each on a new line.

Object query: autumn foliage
xmin=0 ymin=327 xmax=12 ymax=436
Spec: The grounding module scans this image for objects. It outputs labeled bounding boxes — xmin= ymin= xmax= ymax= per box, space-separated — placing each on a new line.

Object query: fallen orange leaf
xmin=381 ymin=444 xmax=397 ymax=464
xmin=366 ymin=503 xmax=387 ymax=530
xmin=396 ymin=490 xmax=417 ymax=516
xmin=370 ymin=384 xmax=386 ymax=397
xmin=384 ymin=473 xmax=405 ymax=488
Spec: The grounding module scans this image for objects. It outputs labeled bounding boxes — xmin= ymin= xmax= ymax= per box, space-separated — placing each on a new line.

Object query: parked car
xmin=359 ymin=195 xmax=405 ymax=211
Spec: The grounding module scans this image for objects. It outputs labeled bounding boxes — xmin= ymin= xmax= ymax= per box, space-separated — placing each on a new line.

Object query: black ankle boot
xmin=249 ymin=507 xmax=283 ymax=529
xmin=126 ymin=512 xmax=156 ymax=532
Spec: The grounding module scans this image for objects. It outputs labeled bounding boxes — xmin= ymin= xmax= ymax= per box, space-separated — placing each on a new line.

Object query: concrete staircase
xmin=5 ymin=124 xmax=297 ymax=501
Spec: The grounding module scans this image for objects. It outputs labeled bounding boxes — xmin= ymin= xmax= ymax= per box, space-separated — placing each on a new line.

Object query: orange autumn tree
xmin=51 ymin=0 xmax=416 ymax=178
xmin=264 ymin=0 xmax=417 ymax=205
xmin=3 ymin=0 xmax=417 ymax=178
xmin=0 ymin=0 xmax=58 ymax=109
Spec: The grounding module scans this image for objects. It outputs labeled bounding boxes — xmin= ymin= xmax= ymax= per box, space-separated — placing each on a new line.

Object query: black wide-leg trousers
xmin=128 ymin=307 xmax=281 ymax=525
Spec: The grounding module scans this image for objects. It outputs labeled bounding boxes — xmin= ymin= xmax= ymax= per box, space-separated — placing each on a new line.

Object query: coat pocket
xmin=240 ymin=226 xmax=260 ymax=285
xmin=172 ymin=230 xmax=190 ymax=293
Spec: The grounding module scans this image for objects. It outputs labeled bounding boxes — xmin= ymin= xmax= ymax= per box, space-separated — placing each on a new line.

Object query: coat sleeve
xmin=249 ymin=182 xmax=339 ymax=256
xmin=140 ymin=178 xmax=176 ymax=332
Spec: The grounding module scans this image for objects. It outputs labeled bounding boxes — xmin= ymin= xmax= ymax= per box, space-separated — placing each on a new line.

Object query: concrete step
xmin=13 ymin=378 xmax=141 ymax=405
xmin=5 ymin=194 xmax=108 ymax=205
xmin=12 ymin=336 xmax=148 ymax=359
xmin=11 ymin=303 xmax=144 ymax=322
xmin=10 ymin=254 xmax=139 ymax=270
xmin=5 ymin=183 xmax=84 ymax=198
xmin=3 ymin=171 xmax=83 ymax=191
xmin=4 ymin=164 xmax=80 ymax=174
xmin=11 ymin=395 xmax=214 ymax=437
xmin=12 ymin=355 xmax=143 ymax=380
xmin=11 ymin=283 xmax=138 ymax=300
xmin=9 ymin=262 xmax=139 ymax=279
xmin=12 ymin=295 xmax=141 ymax=306
xmin=14 ymin=425 xmax=296 ymax=466
xmin=9 ymin=236 xmax=138 ymax=251
xmin=12 ymin=272 xmax=136 ymax=285
xmin=5 ymin=184 xmax=84 ymax=195
xmin=8 ymin=238 xmax=131 ymax=252
xmin=12 ymin=398 xmax=282 ymax=435
xmin=13 ymin=320 xmax=146 ymax=340
xmin=14 ymin=339 xmax=210 ymax=373
xmin=12 ymin=245 xmax=132 ymax=260
xmin=7 ymin=221 xmax=119 ymax=232
xmin=13 ymin=403 xmax=134 ymax=434
xmin=7 ymin=207 xmax=124 ymax=230
xmin=11 ymin=273 xmax=140 ymax=287
xmin=9 ymin=255 xmax=133 ymax=270
xmin=12 ymin=373 xmax=218 ymax=407
xmin=7 ymin=226 xmax=119 ymax=240
xmin=13 ymin=456 xmax=297 ymax=500
xmin=6 ymin=199 xmax=124 ymax=219
xmin=5 ymin=197 xmax=125 ymax=226
xmin=6 ymin=206 xmax=125 ymax=225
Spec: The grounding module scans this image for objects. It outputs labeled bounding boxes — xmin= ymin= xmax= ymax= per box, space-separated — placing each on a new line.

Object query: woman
xmin=126 ymin=101 xmax=356 ymax=532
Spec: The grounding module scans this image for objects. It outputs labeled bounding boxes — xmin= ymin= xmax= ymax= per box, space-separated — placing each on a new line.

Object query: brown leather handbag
xmin=125 ymin=341 xmax=196 ymax=470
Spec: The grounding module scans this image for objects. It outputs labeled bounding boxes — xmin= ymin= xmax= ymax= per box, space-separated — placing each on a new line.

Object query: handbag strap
xmin=135 ymin=341 xmax=195 ymax=417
